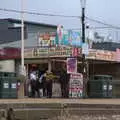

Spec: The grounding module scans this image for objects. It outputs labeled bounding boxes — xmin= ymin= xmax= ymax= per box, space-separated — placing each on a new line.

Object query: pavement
xmin=0 ymin=98 xmax=119 ymax=105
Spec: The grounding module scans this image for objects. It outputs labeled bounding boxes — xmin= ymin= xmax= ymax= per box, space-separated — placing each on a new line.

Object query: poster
xmin=67 ymin=58 xmax=77 ymax=73
xmin=69 ymin=73 xmax=83 ymax=98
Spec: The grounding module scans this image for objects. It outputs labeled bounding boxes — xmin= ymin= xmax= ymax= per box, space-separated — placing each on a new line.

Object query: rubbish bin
xmin=9 ymin=77 xmax=17 ymax=98
xmin=0 ymin=77 xmax=10 ymax=98
xmin=0 ymin=72 xmax=17 ymax=99
xmin=88 ymin=75 xmax=112 ymax=98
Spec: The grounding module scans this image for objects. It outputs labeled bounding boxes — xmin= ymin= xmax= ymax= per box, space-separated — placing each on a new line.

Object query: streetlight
xmin=80 ymin=0 xmax=86 ymax=98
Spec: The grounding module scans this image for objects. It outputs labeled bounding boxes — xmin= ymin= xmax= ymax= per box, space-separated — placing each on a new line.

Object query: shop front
xmin=87 ymin=49 xmax=120 ymax=98
xmin=24 ymin=46 xmax=82 ymax=98
xmin=23 ymin=45 xmax=120 ymax=98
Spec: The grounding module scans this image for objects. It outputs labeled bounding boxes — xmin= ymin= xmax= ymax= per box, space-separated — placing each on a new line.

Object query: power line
xmin=0 ymin=8 xmax=80 ymax=18
xmin=86 ymin=16 xmax=120 ymax=30
xmin=1 ymin=8 xmax=120 ymax=30
xmin=67 ymin=26 xmax=120 ymax=30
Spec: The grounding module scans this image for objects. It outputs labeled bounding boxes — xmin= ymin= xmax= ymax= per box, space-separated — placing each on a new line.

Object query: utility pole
xmin=81 ymin=0 xmax=86 ymax=98
xmin=21 ymin=0 xmax=25 ymax=75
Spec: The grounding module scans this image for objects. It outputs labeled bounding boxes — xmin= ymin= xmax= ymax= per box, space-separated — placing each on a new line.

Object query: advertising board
xmin=38 ymin=32 xmax=56 ymax=47
xmin=67 ymin=58 xmax=77 ymax=73
xmin=69 ymin=73 xmax=83 ymax=98
xmin=86 ymin=49 xmax=115 ymax=61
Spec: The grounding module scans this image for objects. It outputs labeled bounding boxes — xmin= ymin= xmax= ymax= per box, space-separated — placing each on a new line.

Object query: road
xmin=0 ymin=98 xmax=120 ymax=120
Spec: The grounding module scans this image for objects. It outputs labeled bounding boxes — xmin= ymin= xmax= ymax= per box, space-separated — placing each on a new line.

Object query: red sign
xmin=72 ymin=48 xmax=81 ymax=57
xmin=0 ymin=48 xmax=20 ymax=59
xmin=115 ymin=48 xmax=120 ymax=62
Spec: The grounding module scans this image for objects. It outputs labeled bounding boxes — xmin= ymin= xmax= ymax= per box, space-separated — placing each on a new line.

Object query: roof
xmin=2 ymin=18 xmax=57 ymax=28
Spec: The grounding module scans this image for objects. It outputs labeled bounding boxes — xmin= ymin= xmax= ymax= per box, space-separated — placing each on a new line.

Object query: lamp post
xmin=80 ymin=0 xmax=86 ymax=98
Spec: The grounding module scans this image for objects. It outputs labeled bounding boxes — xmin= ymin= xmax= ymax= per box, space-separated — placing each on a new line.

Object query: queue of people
xmin=29 ymin=70 xmax=56 ymax=98
xmin=28 ymin=67 xmax=69 ymax=98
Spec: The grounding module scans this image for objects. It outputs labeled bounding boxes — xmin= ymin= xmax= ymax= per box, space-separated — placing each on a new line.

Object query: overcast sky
xmin=0 ymin=0 xmax=120 ymax=29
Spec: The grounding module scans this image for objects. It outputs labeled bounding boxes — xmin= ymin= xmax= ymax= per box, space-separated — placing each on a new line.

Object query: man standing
xmin=30 ymin=71 xmax=37 ymax=97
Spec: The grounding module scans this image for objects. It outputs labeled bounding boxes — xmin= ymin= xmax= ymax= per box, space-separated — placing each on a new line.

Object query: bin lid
xmin=90 ymin=75 xmax=112 ymax=80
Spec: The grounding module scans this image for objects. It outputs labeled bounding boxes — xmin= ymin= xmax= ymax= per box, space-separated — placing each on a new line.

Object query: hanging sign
xmin=67 ymin=58 xmax=77 ymax=73
xmin=69 ymin=73 xmax=83 ymax=98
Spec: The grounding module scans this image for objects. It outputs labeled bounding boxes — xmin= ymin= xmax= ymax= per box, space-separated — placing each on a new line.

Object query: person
xmin=46 ymin=71 xmax=53 ymax=98
xmin=30 ymin=71 xmax=37 ymax=97
xmin=59 ymin=65 xmax=70 ymax=98
xmin=41 ymin=72 xmax=47 ymax=97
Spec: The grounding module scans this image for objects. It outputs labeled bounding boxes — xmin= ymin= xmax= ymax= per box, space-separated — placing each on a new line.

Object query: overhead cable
xmin=0 ymin=8 xmax=80 ymax=18
xmin=86 ymin=16 xmax=120 ymax=30
xmin=1 ymin=8 xmax=120 ymax=30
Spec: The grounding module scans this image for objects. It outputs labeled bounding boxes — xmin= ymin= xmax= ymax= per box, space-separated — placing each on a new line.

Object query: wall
xmin=89 ymin=62 xmax=120 ymax=97
xmin=89 ymin=62 xmax=120 ymax=80
xmin=0 ymin=24 xmax=56 ymax=48
xmin=0 ymin=60 xmax=15 ymax=72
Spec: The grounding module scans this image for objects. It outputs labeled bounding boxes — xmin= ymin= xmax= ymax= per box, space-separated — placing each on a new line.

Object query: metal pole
xmin=21 ymin=0 xmax=24 ymax=75
xmin=81 ymin=7 xmax=86 ymax=98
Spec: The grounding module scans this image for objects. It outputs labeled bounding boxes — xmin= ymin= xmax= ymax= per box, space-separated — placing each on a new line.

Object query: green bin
xmin=9 ymin=77 xmax=17 ymax=98
xmin=0 ymin=77 xmax=10 ymax=98
xmin=0 ymin=75 xmax=17 ymax=99
xmin=88 ymin=75 xmax=112 ymax=98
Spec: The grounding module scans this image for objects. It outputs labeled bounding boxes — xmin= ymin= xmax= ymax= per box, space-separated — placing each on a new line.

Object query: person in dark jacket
xmin=59 ymin=66 xmax=70 ymax=98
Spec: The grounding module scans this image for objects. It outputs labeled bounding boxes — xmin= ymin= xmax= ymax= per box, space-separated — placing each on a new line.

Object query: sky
xmin=1 ymin=0 xmax=120 ymax=42
xmin=1 ymin=0 xmax=120 ymax=29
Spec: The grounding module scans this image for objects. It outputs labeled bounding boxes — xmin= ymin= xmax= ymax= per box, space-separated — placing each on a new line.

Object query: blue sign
xmin=55 ymin=30 xmax=82 ymax=47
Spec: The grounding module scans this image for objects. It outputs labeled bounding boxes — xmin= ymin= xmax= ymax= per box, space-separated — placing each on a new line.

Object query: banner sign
xmin=67 ymin=58 xmax=77 ymax=73
xmin=38 ymin=32 xmax=56 ymax=47
xmin=69 ymin=30 xmax=82 ymax=47
xmin=38 ymin=29 xmax=82 ymax=47
xmin=115 ymin=48 xmax=120 ymax=62
xmin=25 ymin=47 xmax=119 ymax=63
xmin=56 ymin=30 xmax=82 ymax=47
xmin=86 ymin=49 xmax=115 ymax=61
xmin=24 ymin=47 xmax=49 ymax=58
xmin=25 ymin=46 xmax=81 ymax=58
xmin=69 ymin=73 xmax=83 ymax=98
xmin=24 ymin=46 xmax=73 ymax=58
xmin=95 ymin=50 xmax=115 ymax=61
